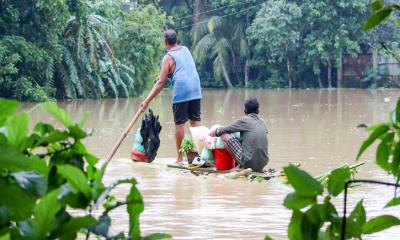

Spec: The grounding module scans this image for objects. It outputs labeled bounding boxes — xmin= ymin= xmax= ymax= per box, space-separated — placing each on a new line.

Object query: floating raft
xmin=166 ymin=163 xmax=282 ymax=181
xmin=166 ymin=164 xmax=231 ymax=173
xmin=130 ymin=159 xmax=282 ymax=181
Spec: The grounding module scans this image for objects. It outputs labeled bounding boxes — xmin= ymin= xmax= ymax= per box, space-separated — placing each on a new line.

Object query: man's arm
xmin=209 ymin=117 xmax=250 ymax=137
xmin=140 ymin=55 xmax=172 ymax=112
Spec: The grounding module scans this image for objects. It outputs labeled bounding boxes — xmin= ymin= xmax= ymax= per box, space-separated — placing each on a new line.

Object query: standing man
xmin=140 ymin=29 xmax=202 ymax=164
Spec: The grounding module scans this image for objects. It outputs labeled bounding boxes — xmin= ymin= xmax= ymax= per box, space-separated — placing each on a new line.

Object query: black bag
xmin=140 ymin=109 xmax=162 ymax=162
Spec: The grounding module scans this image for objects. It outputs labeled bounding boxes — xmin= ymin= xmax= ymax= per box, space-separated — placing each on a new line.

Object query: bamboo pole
xmin=104 ymin=109 xmax=143 ymax=165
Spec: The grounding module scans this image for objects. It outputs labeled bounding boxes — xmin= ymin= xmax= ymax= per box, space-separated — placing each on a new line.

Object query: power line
xmin=175 ymin=2 xmax=264 ymax=30
xmin=175 ymin=0 xmax=253 ymax=21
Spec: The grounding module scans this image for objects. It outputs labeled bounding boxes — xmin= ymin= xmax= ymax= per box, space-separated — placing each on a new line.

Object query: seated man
xmin=209 ymin=99 xmax=269 ymax=172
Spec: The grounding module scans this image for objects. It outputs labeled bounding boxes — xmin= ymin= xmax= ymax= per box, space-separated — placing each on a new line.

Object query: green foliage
xmin=192 ymin=16 xmax=248 ymax=87
xmin=0 ymin=0 xmax=168 ymax=101
xmin=0 ymin=98 xmax=171 ymax=239
xmin=363 ymin=0 xmax=394 ymax=30
xmin=0 ymin=37 xmax=55 ymax=101
xmin=180 ymin=138 xmax=196 ymax=156
xmin=273 ymin=98 xmax=400 ymax=240
xmin=299 ymin=0 xmax=367 ymax=88
xmin=284 ymin=165 xmax=323 ymax=197
xmin=357 ymin=98 xmax=400 ymax=179
xmin=327 ymin=166 xmax=351 ymax=196
xmin=247 ymin=1 xmax=302 ymax=87
xmin=281 ymin=164 xmax=363 ymax=239
xmin=113 ymin=4 xmax=168 ymax=96
xmin=163 ymin=0 xmax=392 ymax=89
xmin=362 ymin=215 xmax=400 ymax=234
xmin=0 ymin=0 xmax=72 ymax=101
xmin=2 ymin=0 xmax=400 ymax=97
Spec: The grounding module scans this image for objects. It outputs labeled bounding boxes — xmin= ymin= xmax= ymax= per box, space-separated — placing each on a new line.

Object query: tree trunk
xmin=372 ymin=47 xmax=378 ymax=87
xmin=193 ymin=0 xmax=203 ymax=22
xmin=327 ymin=56 xmax=332 ymax=89
xmin=315 ymin=60 xmax=323 ymax=88
xmin=221 ymin=57 xmax=233 ymax=88
xmin=287 ymin=59 xmax=292 ymax=88
xmin=337 ymin=49 xmax=343 ymax=88
xmin=229 ymin=47 xmax=240 ymax=85
xmin=318 ymin=75 xmax=323 ymax=88
xmin=372 ymin=47 xmax=378 ymax=69
xmin=244 ymin=59 xmax=249 ymax=88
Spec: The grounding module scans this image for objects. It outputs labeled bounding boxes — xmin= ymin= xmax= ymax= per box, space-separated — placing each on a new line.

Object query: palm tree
xmin=192 ymin=16 xmax=249 ymax=88
xmin=56 ymin=9 xmax=134 ymax=99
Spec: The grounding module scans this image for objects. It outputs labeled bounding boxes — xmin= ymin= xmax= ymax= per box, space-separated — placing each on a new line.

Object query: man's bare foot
xmin=174 ymin=156 xmax=184 ymax=165
xmin=172 ymin=162 xmax=184 ymax=167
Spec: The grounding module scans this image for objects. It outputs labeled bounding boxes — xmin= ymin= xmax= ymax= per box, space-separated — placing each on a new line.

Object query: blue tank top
xmin=167 ymin=46 xmax=202 ymax=104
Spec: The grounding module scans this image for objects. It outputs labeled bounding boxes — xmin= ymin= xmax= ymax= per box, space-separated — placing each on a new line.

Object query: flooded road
xmin=25 ymin=89 xmax=400 ymax=239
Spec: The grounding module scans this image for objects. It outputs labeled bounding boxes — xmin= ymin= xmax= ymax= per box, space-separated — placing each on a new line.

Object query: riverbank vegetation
xmin=161 ymin=0 xmax=400 ymax=89
xmin=0 ymin=0 xmax=168 ymax=101
xmin=1 ymin=0 xmax=400 ymax=101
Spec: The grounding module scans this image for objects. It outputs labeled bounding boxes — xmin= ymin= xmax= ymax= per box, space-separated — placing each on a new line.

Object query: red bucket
xmin=131 ymin=150 xmax=148 ymax=162
xmin=214 ymin=149 xmax=236 ymax=171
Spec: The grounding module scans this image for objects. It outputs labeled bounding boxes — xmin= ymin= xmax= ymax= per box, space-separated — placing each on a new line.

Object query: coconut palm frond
xmin=239 ymin=37 xmax=250 ymax=58
xmin=64 ymin=17 xmax=79 ymax=37
xmin=120 ymin=71 xmax=136 ymax=96
xmin=92 ymin=28 xmax=119 ymax=74
xmin=191 ymin=20 xmax=209 ymax=43
xmin=118 ymin=62 xmax=136 ymax=93
xmin=63 ymin=48 xmax=84 ymax=97
xmin=208 ymin=16 xmax=223 ymax=33
xmin=79 ymin=45 xmax=92 ymax=72
xmin=88 ymin=14 xmax=117 ymax=38
xmin=213 ymin=55 xmax=224 ymax=80
xmin=58 ymin=63 xmax=77 ymax=99
xmin=107 ymin=76 xmax=118 ymax=98
xmin=213 ymin=38 xmax=231 ymax=61
xmin=93 ymin=72 xmax=105 ymax=97
xmin=44 ymin=61 xmax=55 ymax=91
xmin=86 ymin=25 xmax=97 ymax=66
xmin=109 ymin=66 xmax=128 ymax=97
xmin=193 ymin=33 xmax=216 ymax=63
xmin=118 ymin=62 xmax=136 ymax=75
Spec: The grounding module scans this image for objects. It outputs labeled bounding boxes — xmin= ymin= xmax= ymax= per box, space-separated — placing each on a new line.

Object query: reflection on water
xmin=24 ymin=89 xmax=400 ymax=239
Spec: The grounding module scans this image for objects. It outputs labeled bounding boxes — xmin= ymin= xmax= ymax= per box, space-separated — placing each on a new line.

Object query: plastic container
xmin=214 ymin=149 xmax=236 ymax=171
xmin=131 ymin=150 xmax=148 ymax=162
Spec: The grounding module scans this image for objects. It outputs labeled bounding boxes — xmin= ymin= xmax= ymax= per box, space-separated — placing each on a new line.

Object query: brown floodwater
xmin=24 ymin=89 xmax=400 ymax=239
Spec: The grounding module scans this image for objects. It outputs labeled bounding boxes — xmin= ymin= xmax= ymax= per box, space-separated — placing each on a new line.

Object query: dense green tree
xmin=248 ymin=1 xmax=302 ymax=88
xmin=192 ymin=17 xmax=240 ymax=87
xmin=1 ymin=0 xmax=399 ymax=101
xmin=56 ymin=1 xmax=168 ymax=99
xmin=298 ymin=0 xmax=368 ymax=88
xmin=113 ymin=4 xmax=168 ymax=95
xmin=0 ymin=0 xmax=168 ymax=101
xmin=0 ymin=37 xmax=54 ymax=101
xmin=0 ymin=0 xmax=71 ymax=101
xmin=58 ymin=5 xmax=124 ymax=99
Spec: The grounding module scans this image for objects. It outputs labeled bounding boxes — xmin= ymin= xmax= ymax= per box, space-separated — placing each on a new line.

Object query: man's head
xmin=244 ymin=98 xmax=259 ymax=115
xmin=164 ymin=29 xmax=178 ymax=48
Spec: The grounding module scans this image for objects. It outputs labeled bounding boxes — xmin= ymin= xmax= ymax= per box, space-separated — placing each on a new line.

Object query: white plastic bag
xmin=190 ymin=126 xmax=217 ymax=153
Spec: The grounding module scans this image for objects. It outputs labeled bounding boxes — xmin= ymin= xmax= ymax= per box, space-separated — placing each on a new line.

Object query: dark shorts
xmin=172 ymin=99 xmax=201 ymax=125
xmin=226 ymin=137 xmax=244 ymax=165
